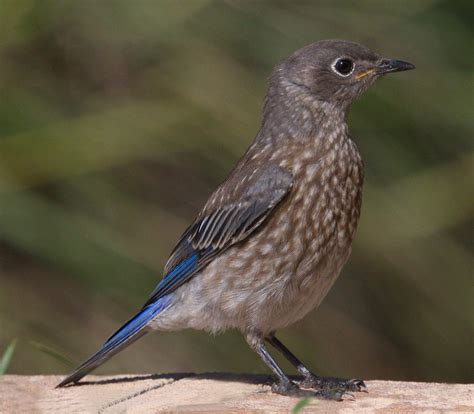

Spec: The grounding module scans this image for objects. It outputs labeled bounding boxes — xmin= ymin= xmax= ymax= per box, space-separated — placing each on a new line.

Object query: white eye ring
xmin=331 ymin=57 xmax=355 ymax=77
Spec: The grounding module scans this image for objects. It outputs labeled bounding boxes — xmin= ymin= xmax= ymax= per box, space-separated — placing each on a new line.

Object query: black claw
xmin=349 ymin=378 xmax=368 ymax=392
xmin=341 ymin=392 xmax=356 ymax=401
xmin=271 ymin=380 xmax=296 ymax=395
xmin=272 ymin=380 xmax=310 ymax=397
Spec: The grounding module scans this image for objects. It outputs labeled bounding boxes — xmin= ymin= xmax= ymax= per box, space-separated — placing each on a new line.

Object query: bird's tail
xmin=56 ymin=295 xmax=172 ymax=388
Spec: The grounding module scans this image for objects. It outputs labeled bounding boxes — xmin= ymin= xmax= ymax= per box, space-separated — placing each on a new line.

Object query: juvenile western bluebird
xmin=57 ymin=40 xmax=414 ymax=398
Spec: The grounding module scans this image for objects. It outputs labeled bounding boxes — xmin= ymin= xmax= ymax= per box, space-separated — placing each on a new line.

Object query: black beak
xmin=377 ymin=58 xmax=415 ymax=74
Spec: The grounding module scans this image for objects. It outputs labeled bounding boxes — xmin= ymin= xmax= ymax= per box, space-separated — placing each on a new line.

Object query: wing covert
xmin=142 ymin=163 xmax=293 ymax=308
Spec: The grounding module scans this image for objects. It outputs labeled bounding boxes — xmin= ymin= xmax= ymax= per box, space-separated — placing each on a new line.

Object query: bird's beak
xmin=377 ymin=58 xmax=415 ymax=75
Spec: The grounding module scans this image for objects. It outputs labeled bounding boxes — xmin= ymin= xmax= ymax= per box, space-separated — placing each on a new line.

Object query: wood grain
xmin=1 ymin=374 xmax=472 ymax=413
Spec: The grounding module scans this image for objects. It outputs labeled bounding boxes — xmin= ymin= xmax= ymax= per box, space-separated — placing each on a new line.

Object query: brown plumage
xmin=58 ymin=40 xmax=414 ymax=398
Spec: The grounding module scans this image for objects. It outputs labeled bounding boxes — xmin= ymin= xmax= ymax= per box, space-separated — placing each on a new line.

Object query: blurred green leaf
xmin=0 ymin=340 xmax=17 ymax=375
xmin=292 ymin=397 xmax=313 ymax=413
xmin=29 ymin=341 xmax=74 ymax=367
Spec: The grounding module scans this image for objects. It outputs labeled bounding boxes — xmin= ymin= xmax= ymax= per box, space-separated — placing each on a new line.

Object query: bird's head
xmin=274 ymin=39 xmax=415 ymax=107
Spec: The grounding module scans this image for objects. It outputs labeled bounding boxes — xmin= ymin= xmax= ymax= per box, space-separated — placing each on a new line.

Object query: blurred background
xmin=0 ymin=0 xmax=472 ymax=383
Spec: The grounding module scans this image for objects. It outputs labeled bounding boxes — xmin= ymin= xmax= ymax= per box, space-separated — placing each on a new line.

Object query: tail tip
xmin=55 ymin=376 xmax=77 ymax=389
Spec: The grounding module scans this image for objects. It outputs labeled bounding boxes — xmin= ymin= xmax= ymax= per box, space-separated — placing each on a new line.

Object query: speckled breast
xmin=247 ymin=134 xmax=364 ymax=329
xmin=159 ymin=134 xmax=364 ymax=334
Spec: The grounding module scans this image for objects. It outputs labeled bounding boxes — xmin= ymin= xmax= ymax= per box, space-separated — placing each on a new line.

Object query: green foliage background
xmin=0 ymin=0 xmax=472 ymax=382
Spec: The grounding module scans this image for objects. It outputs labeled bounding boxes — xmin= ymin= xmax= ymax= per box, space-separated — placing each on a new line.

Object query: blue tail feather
xmin=57 ymin=295 xmax=172 ymax=387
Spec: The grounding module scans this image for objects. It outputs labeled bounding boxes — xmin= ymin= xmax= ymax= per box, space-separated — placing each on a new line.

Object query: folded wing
xmin=143 ymin=163 xmax=293 ymax=308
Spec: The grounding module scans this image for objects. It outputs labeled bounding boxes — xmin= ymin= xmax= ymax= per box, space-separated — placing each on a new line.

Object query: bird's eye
xmin=332 ymin=58 xmax=354 ymax=77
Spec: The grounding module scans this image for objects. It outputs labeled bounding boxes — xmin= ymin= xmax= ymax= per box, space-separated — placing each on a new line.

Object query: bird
xmin=57 ymin=40 xmax=414 ymax=398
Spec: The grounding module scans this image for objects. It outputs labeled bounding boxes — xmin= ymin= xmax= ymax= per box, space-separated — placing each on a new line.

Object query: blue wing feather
xmin=143 ymin=248 xmax=214 ymax=308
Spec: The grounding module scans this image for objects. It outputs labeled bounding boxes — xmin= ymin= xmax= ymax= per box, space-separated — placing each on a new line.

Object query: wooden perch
xmin=0 ymin=374 xmax=472 ymax=413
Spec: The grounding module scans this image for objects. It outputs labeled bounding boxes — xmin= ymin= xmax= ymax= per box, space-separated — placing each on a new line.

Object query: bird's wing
xmin=142 ymin=163 xmax=293 ymax=308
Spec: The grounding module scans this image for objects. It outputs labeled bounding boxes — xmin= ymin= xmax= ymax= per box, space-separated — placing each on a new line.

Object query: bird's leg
xmin=245 ymin=332 xmax=347 ymax=400
xmin=266 ymin=334 xmax=367 ymax=393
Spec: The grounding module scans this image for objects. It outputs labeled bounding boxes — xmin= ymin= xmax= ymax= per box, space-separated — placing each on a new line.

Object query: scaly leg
xmin=245 ymin=332 xmax=350 ymax=400
xmin=266 ymin=334 xmax=367 ymax=393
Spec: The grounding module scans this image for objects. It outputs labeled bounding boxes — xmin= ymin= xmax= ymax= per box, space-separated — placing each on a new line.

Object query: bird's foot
xmin=298 ymin=374 xmax=367 ymax=393
xmin=271 ymin=380 xmax=353 ymax=401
